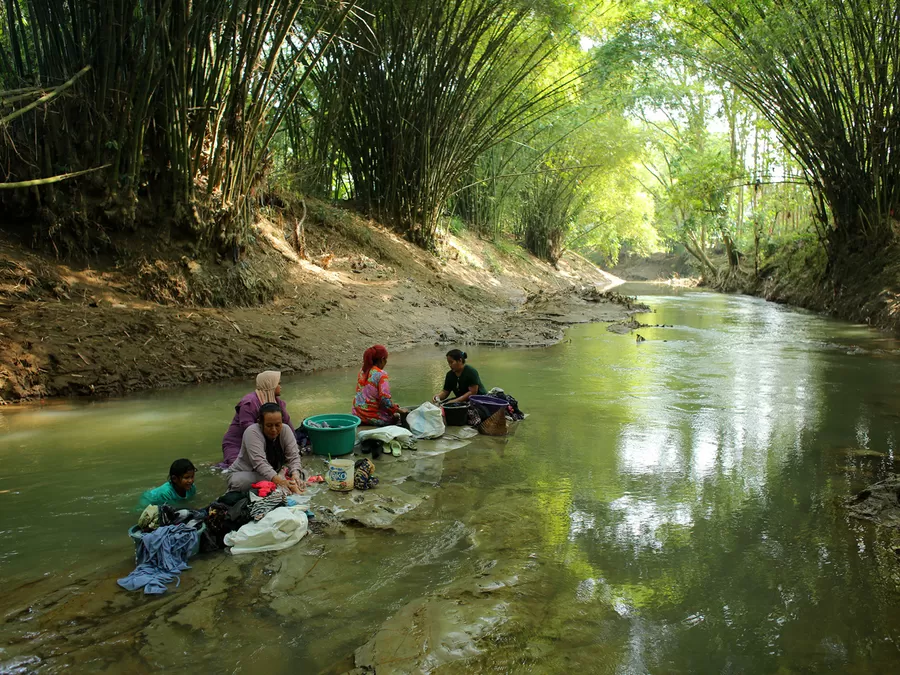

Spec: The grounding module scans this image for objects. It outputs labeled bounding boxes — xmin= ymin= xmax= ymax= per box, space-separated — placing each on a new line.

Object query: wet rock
xmin=352 ymin=597 xmax=508 ymax=674
xmin=606 ymin=318 xmax=641 ymax=334
xmin=845 ymin=474 xmax=900 ymax=527
xmin=317 ymin=484 xmax=425 ymax=529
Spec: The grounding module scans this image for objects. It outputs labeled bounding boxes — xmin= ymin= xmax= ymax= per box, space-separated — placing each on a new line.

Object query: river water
xmin=2 ymin=284 xmax=900 ymax=673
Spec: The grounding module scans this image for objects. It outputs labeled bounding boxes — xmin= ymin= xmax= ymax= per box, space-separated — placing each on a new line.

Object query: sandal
xmin=389 ymin=440 xmax=402 ymax=457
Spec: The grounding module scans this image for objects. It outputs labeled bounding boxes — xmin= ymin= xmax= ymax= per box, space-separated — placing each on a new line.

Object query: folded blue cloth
xmin=118 ymin=524 xmax=199 ymax=595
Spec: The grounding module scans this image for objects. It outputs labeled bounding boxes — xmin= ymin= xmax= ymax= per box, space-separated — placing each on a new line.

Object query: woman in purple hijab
xmin=218 ymin=371 xmax=292 ymax=468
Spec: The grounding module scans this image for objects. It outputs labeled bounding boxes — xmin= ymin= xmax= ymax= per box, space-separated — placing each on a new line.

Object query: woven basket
xmin=478 ymin=408 xmax=508 ymax=436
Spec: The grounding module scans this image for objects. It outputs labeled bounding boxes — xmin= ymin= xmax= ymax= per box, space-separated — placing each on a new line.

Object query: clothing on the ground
xmin=354 ymin=458 xmax=379 ymax=490
xmin=138 ymin=481 xmax=196 ymax=509
xmin=158 ymin=505 xmax=207 ymax=530
xmin=352 ymin=366 xmax=400 ymax=426
xmin=219 ymin=393 xmax=292 ymax=468
xmin=138 ymin=505 xmax=160 ymax=531
xmin=223 ymin=506 xmax=309 ymax=555
xmin=249 ymin=490 xmax=288 ymax=521
xmin=204 ymin=494 xmax=252 ymax=550
xmin=229 ymin=423 xmax=302 ymax=483
xmin=117 ymin=524 xmax=199 ymax=595
xmin=251 ymin=480 xmax=278 ymax=497
xmin=443 ymin=365 xmax=486 ymax=398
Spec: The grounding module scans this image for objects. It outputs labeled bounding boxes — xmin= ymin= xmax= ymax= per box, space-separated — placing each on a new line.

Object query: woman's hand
xmin=273 ymin=474 xmax=292 ymax=491
xmin=288 ymin=471 xmax=305 ymax=494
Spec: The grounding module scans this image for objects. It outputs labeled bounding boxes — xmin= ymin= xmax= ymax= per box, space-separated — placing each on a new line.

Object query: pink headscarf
xmin=255 ymin=370 xmax=281 ymax=405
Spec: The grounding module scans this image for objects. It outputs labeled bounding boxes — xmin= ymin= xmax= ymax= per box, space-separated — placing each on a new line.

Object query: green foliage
xmin=297 ymin=0 xmax=582 ymax=250
xmin=0 ymin=0 xmax=355 ymax=251
xmin=685 ymin=0 xmax=900 ymax=273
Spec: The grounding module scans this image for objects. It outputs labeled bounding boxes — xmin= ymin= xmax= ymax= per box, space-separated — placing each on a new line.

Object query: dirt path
xmin=0 ymin=208 xmax=634 ymax=401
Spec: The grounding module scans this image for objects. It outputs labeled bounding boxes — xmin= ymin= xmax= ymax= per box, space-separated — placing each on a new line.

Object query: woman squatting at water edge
xmin=226 ymin=402 xmax=305 ymax=493
xmin=352 ymin=345 xmax=409 ymax=427
xmin=218 ymin=370 xmax=293 ymax=469
xmin=433 ymin=349 xmax=486 ymax=405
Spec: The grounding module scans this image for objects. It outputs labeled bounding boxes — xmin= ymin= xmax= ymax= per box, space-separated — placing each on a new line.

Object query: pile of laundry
xmin=488 ymin=388 xmax=525 ymax=421
xmin=467 ymin=388 xmax=526 ymax=428
xmin=119 ymin=484 xmax=314 ymax=595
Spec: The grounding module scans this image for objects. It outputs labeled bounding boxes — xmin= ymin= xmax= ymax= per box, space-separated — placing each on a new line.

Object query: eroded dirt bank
xmin=0 ymin=204 xmax=634 ymax=401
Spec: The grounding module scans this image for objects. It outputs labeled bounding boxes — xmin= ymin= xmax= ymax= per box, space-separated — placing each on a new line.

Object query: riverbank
xmin=713 ymin=241 xmax=900 ymax=334
xmin=0 ymin=201 xmax=631 ymax=402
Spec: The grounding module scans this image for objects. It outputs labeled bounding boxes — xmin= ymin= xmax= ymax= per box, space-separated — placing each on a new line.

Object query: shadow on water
xmin=2 ymin=284 xmax=900 ymax=672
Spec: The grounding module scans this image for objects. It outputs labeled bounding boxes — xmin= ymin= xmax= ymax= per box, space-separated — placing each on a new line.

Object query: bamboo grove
xmin=0 ymin=0 xmax=898 ymax=281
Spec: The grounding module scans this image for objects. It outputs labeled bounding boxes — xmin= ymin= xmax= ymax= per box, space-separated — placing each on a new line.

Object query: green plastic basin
xmin=302 ymin=413 xmax=361 ymax=456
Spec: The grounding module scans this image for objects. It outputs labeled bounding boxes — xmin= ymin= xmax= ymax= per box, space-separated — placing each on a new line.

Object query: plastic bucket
xmin=302 ymin=414 xmax=361 ymax=456
xmin=129 ymin=524 xmax=205 ymax=559
xmin=442 ymin=402 xmax=469 ymax=426
xmin=325 ymin=458 xmax=355 ymax=492
xmin=469 ymin=395 xmax=509 ymax=416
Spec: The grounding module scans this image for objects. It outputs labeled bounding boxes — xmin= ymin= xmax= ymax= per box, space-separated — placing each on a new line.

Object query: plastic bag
xmin=223 ymin=506 xmax=308 ymax=555
xmin=407 ymin=402 xmax=445 ymax=439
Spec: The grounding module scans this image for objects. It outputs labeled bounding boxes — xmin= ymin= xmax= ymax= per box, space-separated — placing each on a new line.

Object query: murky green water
xmin=3 ymin=284 xmax=900 ymax=673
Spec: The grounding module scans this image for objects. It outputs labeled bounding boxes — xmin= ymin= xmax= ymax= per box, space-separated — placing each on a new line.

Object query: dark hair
xmin=446 ymin=349 xmax=467 ymax=362
xmin=169 ymin=458 xmax=195 ymax=478
xmin=259 ymin=402 xmax=283 ymax=421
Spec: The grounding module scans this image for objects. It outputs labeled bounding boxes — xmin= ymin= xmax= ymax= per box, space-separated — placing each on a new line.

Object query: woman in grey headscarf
xmin=218 ymin=371 xmax=293 ymax=468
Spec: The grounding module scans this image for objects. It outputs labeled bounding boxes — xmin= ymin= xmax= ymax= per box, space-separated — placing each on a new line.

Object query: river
xmin=2 ymin=284 xmax=900 ymax=673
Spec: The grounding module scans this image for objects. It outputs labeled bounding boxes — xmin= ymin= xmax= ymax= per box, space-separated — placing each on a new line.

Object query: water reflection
xmin=2 ymin=286 xmax=900 ymax=672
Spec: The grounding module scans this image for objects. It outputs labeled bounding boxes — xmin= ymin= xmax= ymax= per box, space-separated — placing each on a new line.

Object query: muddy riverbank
xmin=0 ymin=202 xmax=631 ymax=402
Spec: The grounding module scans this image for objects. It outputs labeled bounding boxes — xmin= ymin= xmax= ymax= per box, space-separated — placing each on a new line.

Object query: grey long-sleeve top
xmin=229 ymin=423 xmax=301 ymax=480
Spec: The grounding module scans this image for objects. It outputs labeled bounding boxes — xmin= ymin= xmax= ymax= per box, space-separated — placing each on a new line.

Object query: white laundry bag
xmin=407 ymin=402 xmax=445 ymax=439
xmin=224 ymin=506 xmax=308 ymax=555
xmin=357 ymin=425 xmax=415 ymax=446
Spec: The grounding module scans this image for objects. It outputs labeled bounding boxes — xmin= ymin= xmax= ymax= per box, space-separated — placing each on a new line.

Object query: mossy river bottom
xmin=2 ymin=284 xmax=900 ymax=673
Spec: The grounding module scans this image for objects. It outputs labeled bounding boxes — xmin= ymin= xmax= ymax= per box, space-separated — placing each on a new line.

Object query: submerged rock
xmin=845 ymin=475 xmax=900 ymax=527
xmin=316 ymin=484 xmax=425 ymax=529
xmin=352 ymin=597 xmax=508 ymax=674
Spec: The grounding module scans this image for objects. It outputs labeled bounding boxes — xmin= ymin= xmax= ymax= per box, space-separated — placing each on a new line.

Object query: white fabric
xmin=224 ymin=506 xmax=308 ymax=555
xmin=358 ymin=425 xmax=414 ymax=445
xmin=407 ymin=402 xmax=445 ymax=439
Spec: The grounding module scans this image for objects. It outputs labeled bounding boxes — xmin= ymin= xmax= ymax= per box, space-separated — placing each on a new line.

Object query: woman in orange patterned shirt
xmin=352 ymin=345 xmax=407 ymax=426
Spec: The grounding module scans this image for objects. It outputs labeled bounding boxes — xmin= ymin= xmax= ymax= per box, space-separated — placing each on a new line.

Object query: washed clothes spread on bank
xmin=226 ymin=423 xmax=302 ymax=492
xmin=443 ymin=364 xmax=486 ymax=398
xmin=138 ymin=481 xmax=196 ymax=509
xmin=118 ymin=524 xmax=199 ymax=595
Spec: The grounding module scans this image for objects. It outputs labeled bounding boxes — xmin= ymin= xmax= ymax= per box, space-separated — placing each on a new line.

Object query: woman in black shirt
xmin=433 ymin=349 xmax=486 ymax=405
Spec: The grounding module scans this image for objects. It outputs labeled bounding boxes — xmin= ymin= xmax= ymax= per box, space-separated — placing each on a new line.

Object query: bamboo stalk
xmin=0 ymin=164 xmax=110 ymax=189
xmin=0 ymin=64 xmax=91 ymax=125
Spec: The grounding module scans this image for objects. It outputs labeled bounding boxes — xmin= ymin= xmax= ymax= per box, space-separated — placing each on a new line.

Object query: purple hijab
xmin=218 ymin=392 xmax=292 ymax=468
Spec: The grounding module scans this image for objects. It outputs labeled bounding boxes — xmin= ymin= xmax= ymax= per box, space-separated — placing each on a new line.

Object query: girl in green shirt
xmin=138 ymin=458 xmax=197 ymax=509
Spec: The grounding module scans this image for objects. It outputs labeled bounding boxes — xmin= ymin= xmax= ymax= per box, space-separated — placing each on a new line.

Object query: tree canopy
xmin=0 ymin=0 xmax=896 ymax=280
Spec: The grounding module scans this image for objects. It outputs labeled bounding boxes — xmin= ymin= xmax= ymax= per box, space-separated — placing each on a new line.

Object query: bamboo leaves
xmin=687 ymin=0 xmax=900 ymax=271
